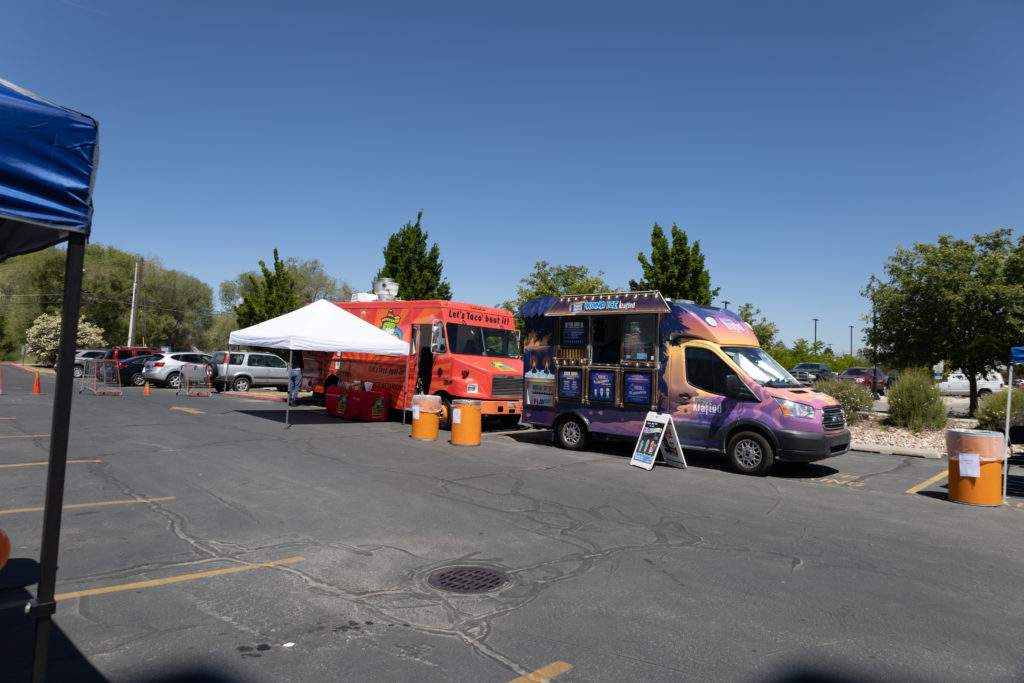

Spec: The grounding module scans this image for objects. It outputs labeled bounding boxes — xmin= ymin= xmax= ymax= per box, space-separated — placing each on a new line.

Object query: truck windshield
xmin=722 ymin=346 xmax=802 ymax=388
xmin=446 ymin=323 xmax=519 ymax=358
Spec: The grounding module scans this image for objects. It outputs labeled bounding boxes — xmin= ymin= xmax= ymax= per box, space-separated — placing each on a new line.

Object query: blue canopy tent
xmin=1005 ymin=346 xmax=1024 ymax=501
xmin=1 ymin=77 xmax=98 ymax=681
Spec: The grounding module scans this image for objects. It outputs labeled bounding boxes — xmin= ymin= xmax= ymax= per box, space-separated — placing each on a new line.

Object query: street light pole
xmin=812 ymin=318 xmax=819 ymax=345
xmin=849 ymin=325 xmax=854 ymax=356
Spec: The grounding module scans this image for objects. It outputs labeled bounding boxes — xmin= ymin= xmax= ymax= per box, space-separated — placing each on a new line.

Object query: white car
xmin=937 ymin=370 xmax=1004 ymax=397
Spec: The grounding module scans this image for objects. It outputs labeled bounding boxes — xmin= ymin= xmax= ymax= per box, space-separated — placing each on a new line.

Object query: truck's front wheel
xmin=727 ymin=431 xmax=775 ymax=475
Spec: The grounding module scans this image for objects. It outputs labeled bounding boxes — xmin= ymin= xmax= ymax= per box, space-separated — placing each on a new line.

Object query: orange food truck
xmin=304 ymin=300 xmax=523 ymax=427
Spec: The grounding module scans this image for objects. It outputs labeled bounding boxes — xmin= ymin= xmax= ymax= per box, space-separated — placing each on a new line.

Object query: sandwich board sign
xmin=630 ymin=412 xmax=687 ymax=470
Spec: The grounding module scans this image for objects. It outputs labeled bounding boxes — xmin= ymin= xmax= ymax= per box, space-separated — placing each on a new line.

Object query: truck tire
xmin=73 ymin=364 xmax=85 ymax=378
xmin=727 ymin=431 xmax=775 ymax=475
xmin=232 ymin=376 xmax=251 ymax=392
xmin=437 ymin=394 xmax=453 ymax=430
xmin=555 ymin=415 xmax=588 ymax=451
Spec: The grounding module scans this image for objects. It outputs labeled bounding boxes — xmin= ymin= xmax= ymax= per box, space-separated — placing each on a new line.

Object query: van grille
xmin=822 ymin=406 xmax=845 ymax=431
xmin=491 ymin=376 xmax=523 ymax=399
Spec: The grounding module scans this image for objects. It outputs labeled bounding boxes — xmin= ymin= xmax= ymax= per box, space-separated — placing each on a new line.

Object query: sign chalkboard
xmin=588 ymin=369 xmax=615 ymax=402
xmin=630 ymin=412 xmax=687 ymax=471
xmin=558 ymin=368 xmax=582 ymax=400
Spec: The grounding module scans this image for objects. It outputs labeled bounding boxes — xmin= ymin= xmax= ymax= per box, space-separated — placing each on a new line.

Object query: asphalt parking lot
xmin=2 ymin=365 xmax=1023 ymax=682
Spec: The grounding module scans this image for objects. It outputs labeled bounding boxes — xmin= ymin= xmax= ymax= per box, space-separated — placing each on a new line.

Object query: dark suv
xmin=839 ymin=366 xmax=888 ymax=394
xmin=789 ymin=362 xmax=836 ymax=385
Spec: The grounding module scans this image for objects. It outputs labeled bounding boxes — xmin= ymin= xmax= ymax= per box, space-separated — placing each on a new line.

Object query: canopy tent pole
xmin=286 ymin=349 xmax=293 ymax=429
xmin=30 ymin=232 xmax=86 ymax=683
xmin=401 ymin=333 xmax=415 ymax=426
xmin=1005 ymin=362 xmax=1013 ymax=503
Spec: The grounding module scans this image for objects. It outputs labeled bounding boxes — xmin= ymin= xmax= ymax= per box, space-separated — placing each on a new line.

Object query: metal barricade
xmin=78 ymin=358 xmax=123 ymax=396
xmin=178 ymin=362 xmax=212 ymax=397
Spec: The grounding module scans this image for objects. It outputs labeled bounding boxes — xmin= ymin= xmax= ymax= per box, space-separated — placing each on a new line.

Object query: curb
xmin=852 ymin=444 xmax=944 ymax=460
xmin=5 ymin=362 xmax=48 ymax=375
xmin=219 ymin=391 xmax=288 ymax=403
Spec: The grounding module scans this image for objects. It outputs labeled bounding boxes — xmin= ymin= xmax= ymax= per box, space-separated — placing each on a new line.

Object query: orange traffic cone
xmin=143 ymin=381 xmax=151 ymax=396
xmin=32 ymin=372 xmax=41 ymax=395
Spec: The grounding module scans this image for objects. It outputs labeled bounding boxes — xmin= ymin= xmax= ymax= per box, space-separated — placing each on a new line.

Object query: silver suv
xmin=142 ymin=352 xmax=215 ymax=389
xmin=73 ymin=349 xmax=106 ymax=378
xmin=210 ymin=351 xmax=290 ymax=392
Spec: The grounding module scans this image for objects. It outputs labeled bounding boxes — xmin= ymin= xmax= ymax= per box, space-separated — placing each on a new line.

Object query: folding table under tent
xmin=228 ymin=299 xmax=410 ymax=427
xmin=0 ymin=78 xmax=99 ymax=681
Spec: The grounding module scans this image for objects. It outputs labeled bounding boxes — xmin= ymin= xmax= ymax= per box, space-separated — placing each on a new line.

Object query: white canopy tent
xmin=229 ymin=299 xmax=410 ymax=426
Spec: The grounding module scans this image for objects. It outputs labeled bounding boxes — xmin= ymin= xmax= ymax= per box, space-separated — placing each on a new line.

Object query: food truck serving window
xmin=446 ymin=323 xmax=519 ymax=357
xmin=622 ymin=315 xmax=656 ymax=362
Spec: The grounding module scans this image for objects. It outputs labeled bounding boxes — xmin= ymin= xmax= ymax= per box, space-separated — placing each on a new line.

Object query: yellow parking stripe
xmin=170 ymin=406 xmax=205 ymax=415
xmin=56 ymin=556 xmax=304 ymax=601
xmin=906 ymin=469 xmax=948 ymax=495
xmin=510 ymin=661 xmax=574 ymax=683
xmin=0 ymin=496 xmax=175 ymax=516
xmin=0 ymin=459 xmax=101 ymax=469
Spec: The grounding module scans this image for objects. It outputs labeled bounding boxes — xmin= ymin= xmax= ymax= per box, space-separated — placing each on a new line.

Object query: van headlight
xmin=774 ymin=397 xmax=815 ymax=419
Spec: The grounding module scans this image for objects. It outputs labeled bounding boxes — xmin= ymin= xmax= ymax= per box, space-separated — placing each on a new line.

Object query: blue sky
xmin=6 ymin=1 xmax=1022 ymax=349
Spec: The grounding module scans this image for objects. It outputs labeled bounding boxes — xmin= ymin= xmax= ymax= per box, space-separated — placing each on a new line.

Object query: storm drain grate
xmin=427 ymin=566 xmax=510 ymax=594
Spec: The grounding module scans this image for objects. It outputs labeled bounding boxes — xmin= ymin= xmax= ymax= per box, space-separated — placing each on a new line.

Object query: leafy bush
xmin=886 ymin=367 xmax=947 ymax=432
xmin=816 ymin=379 xmax=875 ymax=423
xmin=25 ymin=313 xmax=105 ymax=366
xmin=976 ymin=388 xmax=1024 ymax=432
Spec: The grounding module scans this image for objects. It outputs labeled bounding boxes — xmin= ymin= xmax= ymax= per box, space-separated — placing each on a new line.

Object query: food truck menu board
xmin=630 ymin=412 xmax=687 ymax=471
xmin=588 ymin=370 xmax=616 ymax=402
xmin=560 ymin=318 xmax=588 ymax=347
xmin=558 ymin=368 xmax=582 ymax=400
xmin=623 ymin=371 xmax=653 ymax=405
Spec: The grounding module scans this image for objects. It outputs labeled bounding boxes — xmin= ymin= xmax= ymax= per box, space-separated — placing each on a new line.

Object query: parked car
xmin=142 ymin=352 xmax=215 ymax=389
xmin=102 ymin=346 xmax=161 ymax=362
xmin=73 ymin=349 xmax=106 ymax=378
xmin=116 ymin=354 xmax=162 ymax=387
xmin=839 ymin=366 xmax=889 ymax=394
xmin=789 ymin=362 xmax=836 ymax=385
xmin=937 ymin=370 xmax=1005 ymax=397
xmin=210 ymin=351 xmax=290 ymax=392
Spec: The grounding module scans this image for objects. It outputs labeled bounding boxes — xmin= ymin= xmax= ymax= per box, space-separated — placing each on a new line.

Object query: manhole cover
xmin=426 ymin=566 xmax=510 ymax=594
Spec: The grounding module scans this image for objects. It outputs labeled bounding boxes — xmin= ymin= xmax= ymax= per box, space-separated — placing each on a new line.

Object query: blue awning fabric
xmin=0 ymin=78 xmax=98 ymax=262
xmin=1012 ymin=347 xmax=1024 ymax=364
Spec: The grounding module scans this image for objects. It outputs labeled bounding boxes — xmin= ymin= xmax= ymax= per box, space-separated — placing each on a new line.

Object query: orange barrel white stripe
xmin=945 ymin=428 xmax=1006 ymax=506
xmin=450 ymin=399 xmax=482 ymax=447
xmin=411 ymin=394 xmax=441 ymax=441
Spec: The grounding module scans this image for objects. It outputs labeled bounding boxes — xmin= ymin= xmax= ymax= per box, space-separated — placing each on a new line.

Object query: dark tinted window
xmin=591 ymin=316 xmax=622 ymax=364
xmin=247 ymin=355 xmax=266 ymax=367
xmin=844 ymin=368 xmax=867 ymax=376
xmin=685 ymin=347 xmax=735 ymax=395
xmin=263 ymin=355 xmax=287 ymax=368
xmin=230 ymin=353 xmax=245 ymax=365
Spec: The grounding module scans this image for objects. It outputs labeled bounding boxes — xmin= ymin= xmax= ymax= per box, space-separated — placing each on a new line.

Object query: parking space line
xmin=510 ymin=661 xmax=574 ymax=683
xmin=0 ymin=434 xmax=49 ymax=439
xmin=0 ymin=458 xmax=101 ymax=469
xmin=0 ymin=417 xmax=16 ymax=420
xmin=170 ymin=406 xmax=205 ymax=415
xmin=906 ymin=469 xmax=948 ymax=495
xmin=0 ymin=496 xmax=175 ymax=516
xmin=55 ymin=556 xmax=305 ymax=601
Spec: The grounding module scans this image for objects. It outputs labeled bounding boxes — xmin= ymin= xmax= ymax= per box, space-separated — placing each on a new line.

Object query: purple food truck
xmin=520 ymin=291 xmax=850 ymax=474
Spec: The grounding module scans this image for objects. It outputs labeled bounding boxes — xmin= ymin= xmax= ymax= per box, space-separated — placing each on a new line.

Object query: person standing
xmin=289 ymin=351 xmax=303 ymax=405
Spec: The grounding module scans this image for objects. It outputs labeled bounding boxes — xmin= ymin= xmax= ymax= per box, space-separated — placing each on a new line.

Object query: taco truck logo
xmin=379 ymin=309 xmax=403 ymax=339
xmin=490 ymin=360 xmax=515 ymax=372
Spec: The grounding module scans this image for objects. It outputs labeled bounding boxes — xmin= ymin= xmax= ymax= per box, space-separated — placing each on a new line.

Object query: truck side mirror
xmin=430 ymin=321 xmax=447 ymax=354
xmin=725 ymin=374 xmax=755 ymax=401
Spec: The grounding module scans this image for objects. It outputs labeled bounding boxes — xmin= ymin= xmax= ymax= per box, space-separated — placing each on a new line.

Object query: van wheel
xmin=727 ymin=431 xmax=774 ymax=475
xmin=555 ymin=416 xmax=588 ymax=451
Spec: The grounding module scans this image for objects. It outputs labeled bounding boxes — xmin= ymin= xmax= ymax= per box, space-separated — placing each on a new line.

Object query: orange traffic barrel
xmin=945 ymin=429 xmax=1006 ymax=506
xmin=450 ymin=399 xmax=482 ymax=446
xmin=411 ymin=394 xmax=442 ymax=441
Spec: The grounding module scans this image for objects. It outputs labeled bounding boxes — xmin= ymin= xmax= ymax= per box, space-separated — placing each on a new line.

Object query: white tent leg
xmin=286 ymin=349 xmax=292 ymax=429
xmin=1005 ymin=364 xmax=1013 ymax=503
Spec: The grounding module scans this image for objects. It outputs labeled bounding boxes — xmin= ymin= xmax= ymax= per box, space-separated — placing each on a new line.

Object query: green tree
xmin=864 ymin=229 xmax=1024 ymax=415
xmin=234 ymin=249 xmax=300 ymax=329
xmin=629 ymin=223 xmax=719 ymax=304
xmin=220 ymin=257 xmax=351 ymax=309
xmin=500 ymin=261 xmax=613 ymax=315
xmin=375 ymin=211 xmax=451 ymax=300
xmin=737 ymin=303 xmax=779 ymax=348
xmin=25 ymin=313 xmax=105 ymax=366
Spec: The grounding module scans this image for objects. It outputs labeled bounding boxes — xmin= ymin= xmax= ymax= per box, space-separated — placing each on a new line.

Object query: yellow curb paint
xmin=906 ymin=469 xmax=948 ymax=495
xmin=55 ymin=556 xmax=305 ymax=601
xmin=0 ymin=434 xmax=49 ymax=439
xmin=510 ymin=661 xmax=574 ymax=683
xmin=170 ymin=406 xmax=205 ymax=415
xmin=0 ymin=459 xmax=101 ymax=469
xmin=0 ymin=496 xmax=175 ymax=516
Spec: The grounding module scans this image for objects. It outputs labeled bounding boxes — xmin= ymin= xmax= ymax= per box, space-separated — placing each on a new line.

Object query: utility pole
xmin=812 ymin=318 xmax=819 ymax=345
xmin=849 ymin=325 xmax=854 ymax=356
xmin=126 ymin=259 xmax=141 ymax=346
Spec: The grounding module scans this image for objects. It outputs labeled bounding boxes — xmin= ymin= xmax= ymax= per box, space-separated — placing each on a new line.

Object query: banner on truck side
xmin=630 ymin=412 xmax=687 ymax=471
